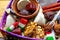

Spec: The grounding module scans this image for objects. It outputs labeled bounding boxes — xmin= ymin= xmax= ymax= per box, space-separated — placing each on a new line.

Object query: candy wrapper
xmin=5 ymin=15 xmax=15 ymax=29
xmin=34 ymin=6 xmax=46 ymax=26
xmin=24 ymin=22 xmax=37 ymax=36
xmin=33 ymin=26 xmax=45 ymax=38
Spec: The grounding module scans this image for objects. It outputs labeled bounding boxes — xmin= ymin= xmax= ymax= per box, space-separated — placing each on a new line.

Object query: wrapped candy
xmin=24 ymin=22 xmax=37 ymax=36
xmin=26 ymin=2 xmax=36 ymax=13
xmin=34 ymin=6 xmax=46 ymax=26
xmin=54 ymin=21 xmax=60 ymax=35
xmin=44 ymin=12 xmax=55 ymax=21
xmin=12 ymin=28 xmax=22 ymax=35
xmin=45 ymin=30 xmax=56 ymax=40
xmin=19 ymin=18 xmax=28 ymax=29
xmin=44 ymin=10 xmax=60 ymax=32
xmin=20 ymin=9 xmax=30 ymax=15
xmin=5 ymin=15 xmax=15 ymax=29
xmin=44 ymin=22 xmax=53 ymax=32
xmin=6 ymin=22 xmax=18 ymax=32
xmin=33 ymin=26 xmax=45 ymax=38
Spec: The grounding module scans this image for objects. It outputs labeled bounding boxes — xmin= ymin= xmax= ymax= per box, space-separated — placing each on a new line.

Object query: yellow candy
xmin=24 ymin=22 xmax=36 ymax=36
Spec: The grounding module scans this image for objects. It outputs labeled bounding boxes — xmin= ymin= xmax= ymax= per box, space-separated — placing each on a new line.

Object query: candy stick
xmin=6 ymin=22 xmax=19 ymax=32
xmin=44 ymin=10 xmax=60 ymax=40
xmin=45 ymin=10 xmax=60 ymax=40
xmin=50 ymin=10 xmax=60 ymax=25
xmin=19 ymin=18 xmax=28 ymax=30
xmin=43 ymin=2 xmax=60 ymax=10
xmin=43 ymin=6 xmax=60 ymax=13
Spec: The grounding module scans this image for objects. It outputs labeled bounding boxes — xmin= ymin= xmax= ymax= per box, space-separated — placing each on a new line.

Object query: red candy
xmin=12 ymin=28 xmax=22 ymax=35
xmin=13 ymin=22 xmax=19 ymax=28
xmin=26 ymin=3 xmax=36 ymax=13
xmin=20 ymin=18 xmax=28 ymax=24
xmin=45 ymin=31 xmax=51 ymax=35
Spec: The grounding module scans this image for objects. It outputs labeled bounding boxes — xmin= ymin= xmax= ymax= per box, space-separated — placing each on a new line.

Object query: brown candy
xmin=44 ymin=12 xmax=55 ymax=21
xmin=54 ymin=21 xmax=60 ymax=35
xmin=44 ymin=22 xmax=53 ymax=32
xmin=26 ymin=2 xmax=36 ymax=13
xmin=12 ymin=28 xmax=22 ymax=35
xmin=24 ymin=22 xmax=45 ymax=38
xmin=24 ymin=22 xmax=37 ymax=36
xmin=32 ymin=26 xmax=45 ymax=38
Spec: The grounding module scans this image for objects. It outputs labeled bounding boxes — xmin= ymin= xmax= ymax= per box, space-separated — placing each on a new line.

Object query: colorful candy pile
xmin=3 ymin=0 xmax=60 ymax=40
xmin=17 ymin=0 xmax=36 ymax=15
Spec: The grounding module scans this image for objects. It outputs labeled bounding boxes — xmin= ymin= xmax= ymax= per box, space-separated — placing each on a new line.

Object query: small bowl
xmin=11 ymin=0 xmax=40 ymax=18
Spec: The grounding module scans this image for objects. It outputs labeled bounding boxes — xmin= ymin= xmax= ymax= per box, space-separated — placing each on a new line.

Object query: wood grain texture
xmin=0 ymin=0 xmax=10 ymax=37
xmin=0 ymin=0 xmax=10 ymax=22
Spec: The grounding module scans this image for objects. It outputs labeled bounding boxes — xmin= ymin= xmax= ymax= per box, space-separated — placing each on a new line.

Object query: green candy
xmin=46 ymin=36 xmax=54 ymax=40
xmin=6 ymin=27 xmax=12 ymax=32
xmin=19 ymin=23 xmax=25 ymax=32
xmin=19 ymin=25 xmax=24 ymax=32
xmin=19 ymin=25 xmax=24 ymax=29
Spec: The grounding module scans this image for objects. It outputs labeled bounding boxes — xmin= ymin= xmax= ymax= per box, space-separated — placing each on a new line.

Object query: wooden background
xmin=0 ymin=0 xmax=10 ymax=22
xmin=0 ymin=0 xmax=10 ymax=37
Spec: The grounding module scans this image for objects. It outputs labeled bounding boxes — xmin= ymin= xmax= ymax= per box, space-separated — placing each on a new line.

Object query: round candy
xmin=26 ymin=2 xmax=36 ymax=13
xmin=12 ymin=28 xmax=22 ymax=35
xmin=20 ymin=9 xmax=30 ymax=15
xmin=13 ymin=22 xmax=19 ymax=27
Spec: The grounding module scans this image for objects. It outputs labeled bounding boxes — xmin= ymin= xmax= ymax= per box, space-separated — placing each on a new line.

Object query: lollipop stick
xmin=50 ymin=10 xmax=60 ymax=25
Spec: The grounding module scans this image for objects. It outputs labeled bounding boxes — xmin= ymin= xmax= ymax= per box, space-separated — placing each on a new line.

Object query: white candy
xmin=5 ymin=15 xmax=15 ymax=28
xmin=34 ymin=6 xmax=46 ymax=25
xmin=17 ymin=0 xmax=30 ymax=10
xmin=20 ymin=9 xmax=29 ymax=15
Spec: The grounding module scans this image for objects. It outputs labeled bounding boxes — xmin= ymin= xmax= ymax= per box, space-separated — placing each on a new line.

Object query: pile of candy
xmin=17 ymin=0 xmax=36 ymax=15
xmin=24 ymin=22 xmax=44 ymax=38
xmin=3 ymin=0 xmax=60 ymax=40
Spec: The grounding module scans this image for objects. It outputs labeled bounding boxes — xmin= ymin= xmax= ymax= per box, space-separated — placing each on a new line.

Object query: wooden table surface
xmin=0 ymin=0 xmax=10 ymax=22
xmin=0 ymin=0 xmax=10 ymax=37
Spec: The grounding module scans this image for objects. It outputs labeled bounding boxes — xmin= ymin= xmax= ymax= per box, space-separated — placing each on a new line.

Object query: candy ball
xmin=12 ymin=28 xmax=22 ymax=35
xmin=19 ymin=9 xmax=31 ymax=15
xmin=26 ymin=3 xmax=36 ymax=13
